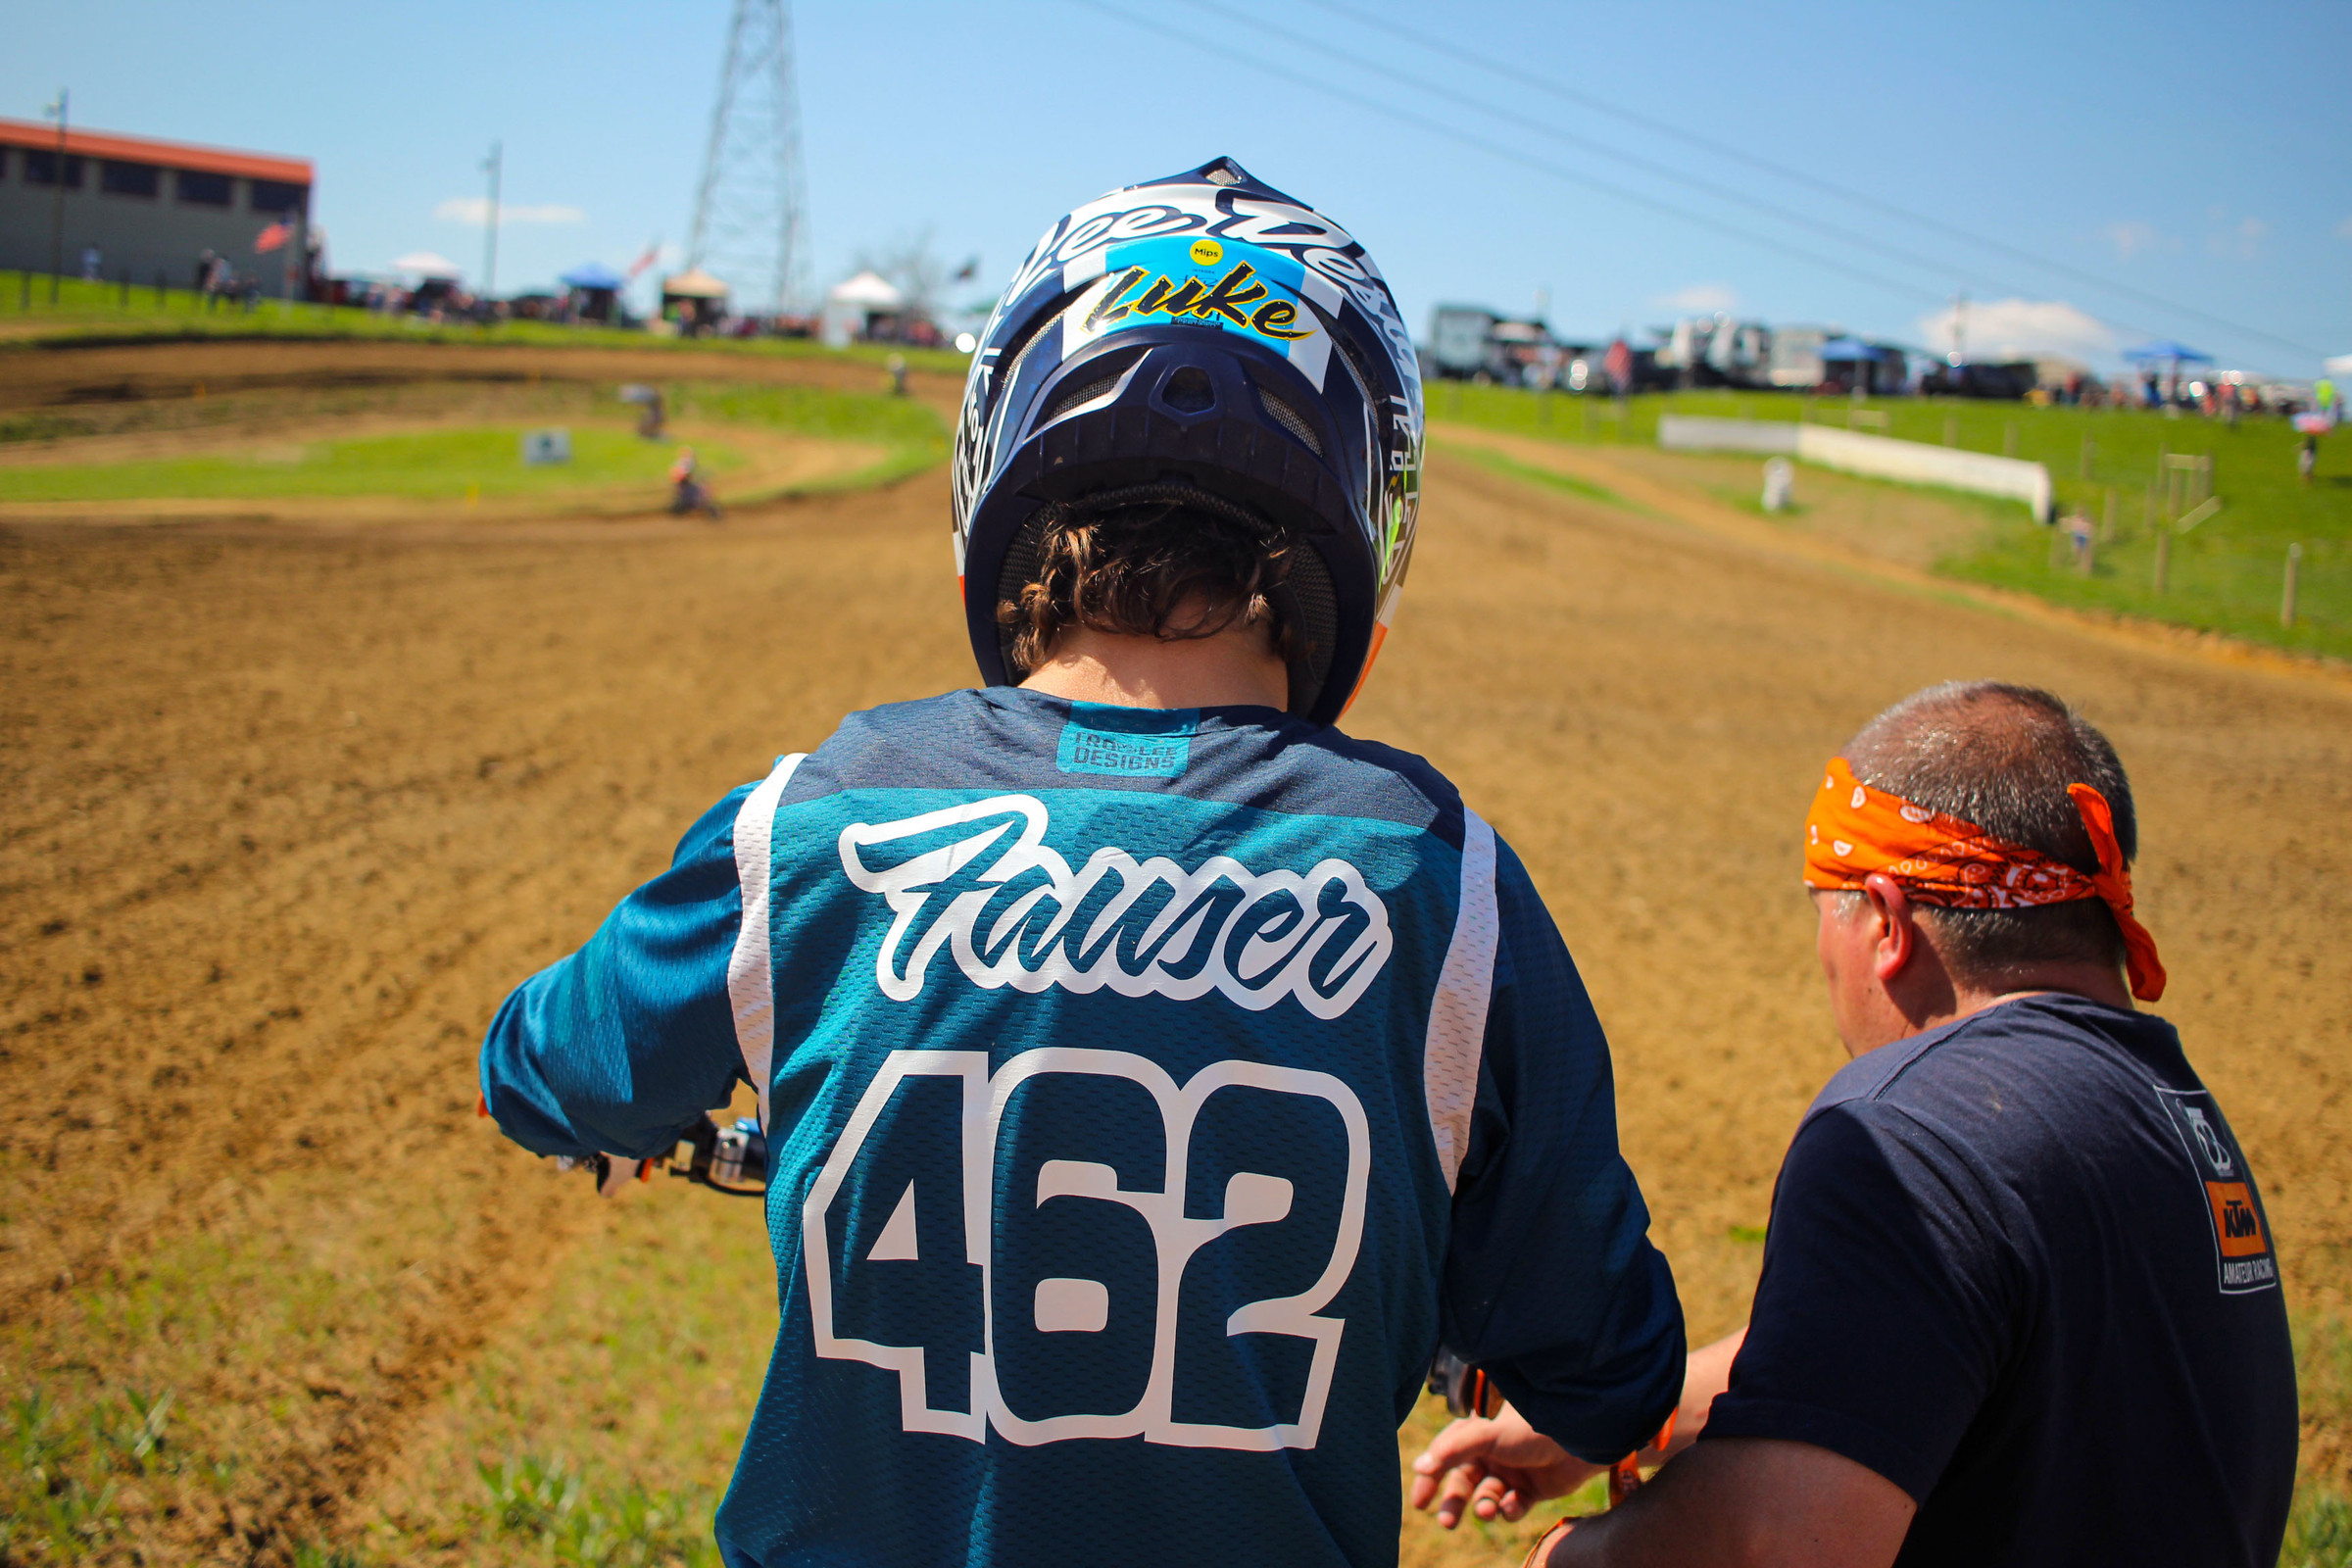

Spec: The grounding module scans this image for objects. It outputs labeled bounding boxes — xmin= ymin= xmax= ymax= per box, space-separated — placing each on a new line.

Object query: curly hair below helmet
xmin=995 ymin=482 xmax=1304 ymax=681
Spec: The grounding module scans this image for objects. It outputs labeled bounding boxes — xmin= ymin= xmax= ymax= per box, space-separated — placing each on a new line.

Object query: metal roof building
xmin=0 ymin=118 xmax=314 ymax=295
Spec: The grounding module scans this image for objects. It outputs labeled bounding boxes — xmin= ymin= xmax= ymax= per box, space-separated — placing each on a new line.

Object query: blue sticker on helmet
xmin=1061 ymin=236 xmax=1328 ymax=381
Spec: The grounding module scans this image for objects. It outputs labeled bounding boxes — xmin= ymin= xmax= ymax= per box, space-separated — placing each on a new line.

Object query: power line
xmin=1175 ymin=0 xmax=2137 ymax=338
xmin=1295 ymin=0 xmax=2326 ymax=364
xmin=1065 ymin=0 xmax=1955 ymax=316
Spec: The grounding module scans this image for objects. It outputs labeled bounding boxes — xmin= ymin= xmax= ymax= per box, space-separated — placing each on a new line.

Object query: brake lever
xmin=548 ymin=1114 xmax=766 ymax=1199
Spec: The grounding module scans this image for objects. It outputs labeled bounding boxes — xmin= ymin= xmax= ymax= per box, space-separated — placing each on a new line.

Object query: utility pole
xmin=43 ymin=89 xmax=68 ymax=306
xmin=481 ymin=141 xmax=503 ymax=302
xmin=1949 ymin=290 xmax=1968 ymax=367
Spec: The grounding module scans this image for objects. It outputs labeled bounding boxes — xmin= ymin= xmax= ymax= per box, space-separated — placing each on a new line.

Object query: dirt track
xmin=0 ymin=336 xmax=964 ymax=417
xmin=1 ymin=351 xmax=2346 ymax=1562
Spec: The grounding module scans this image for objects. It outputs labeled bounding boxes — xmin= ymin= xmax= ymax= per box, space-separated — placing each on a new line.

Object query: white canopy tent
xmin=389 ymin=251 xmax=461 ymax=279
xmin=827 ymin=270 xmax=906 ymax=309
xmin=661 ymin=268 xmax=731 ymax=301
xmin=821 ymin=270 xmax=911 ymax=347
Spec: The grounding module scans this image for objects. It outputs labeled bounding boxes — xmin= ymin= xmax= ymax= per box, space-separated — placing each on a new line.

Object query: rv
xmin=1652 ymin=314 xmax=1774 ymax=389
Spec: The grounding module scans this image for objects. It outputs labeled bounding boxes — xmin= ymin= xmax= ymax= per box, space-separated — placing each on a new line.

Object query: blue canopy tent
xmin=1818 ymin=336 xmax=1886 ymax=394
xmin=561 ymin=262 xmax=623 ymax=290
xmin=559 ymin=262 xmax=624 ymax=322
xmin=2122 ymin=341 xmax=2212 ymax=406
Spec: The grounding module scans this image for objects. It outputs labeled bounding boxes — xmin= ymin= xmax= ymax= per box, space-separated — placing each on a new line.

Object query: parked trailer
xmin=1429 ymin=305 xmax=1502 ymax=380
xmin=1919 ymin=361 xmax=2036 ymax=400
xmin=1652 ymin=314 xmax=1776 ymax=389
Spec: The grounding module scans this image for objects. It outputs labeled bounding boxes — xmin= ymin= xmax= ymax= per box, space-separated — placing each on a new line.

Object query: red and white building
xmin=0 ymin=118 xmax=314 ymax=294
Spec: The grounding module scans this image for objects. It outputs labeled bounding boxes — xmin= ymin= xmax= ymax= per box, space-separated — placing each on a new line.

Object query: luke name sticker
xmin=2154 ymin=1086 xmax=2278 ymax=1295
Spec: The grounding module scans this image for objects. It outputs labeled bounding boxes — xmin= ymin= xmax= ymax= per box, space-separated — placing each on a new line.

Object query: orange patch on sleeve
xmin=2205 ymin=1182 xmax=2268 ymax=1257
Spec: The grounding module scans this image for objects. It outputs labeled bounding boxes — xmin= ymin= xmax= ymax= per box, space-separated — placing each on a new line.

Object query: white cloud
xmin=1652 ymin=282 xmax=1737 ymax=313
xmin=2202 ymin=214 xmax=2266 ymax=260
xmin=1914 ymin=298 xmax=2116 ymax=362
xmin=2101 ymin=220 xmax=2173 ymax=260
xmin=434 ymin=197 xmax=586 ymax=225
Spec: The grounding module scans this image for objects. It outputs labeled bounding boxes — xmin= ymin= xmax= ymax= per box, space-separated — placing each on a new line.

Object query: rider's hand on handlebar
xmin=596 ymin=1155 xmax=648 ymax=1198
xmin=1410 ymin=1401 xmax=1601 ymax=1529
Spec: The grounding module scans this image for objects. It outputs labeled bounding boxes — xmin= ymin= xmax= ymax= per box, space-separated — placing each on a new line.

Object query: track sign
xmin=521 ymin=428 xmax=573 ymax=466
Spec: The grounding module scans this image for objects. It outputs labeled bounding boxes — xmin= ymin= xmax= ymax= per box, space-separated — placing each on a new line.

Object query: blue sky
xmin=9 ymin=0 xmax=2348 ymax=375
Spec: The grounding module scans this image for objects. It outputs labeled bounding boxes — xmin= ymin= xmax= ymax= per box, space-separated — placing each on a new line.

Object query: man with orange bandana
xmin=1414 ymin=680 xmax=2297 ymax=1568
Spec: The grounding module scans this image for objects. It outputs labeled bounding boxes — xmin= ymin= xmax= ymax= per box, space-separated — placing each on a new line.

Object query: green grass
xmin=0 ymin=425 xmax=745 ymax=505
xmin=0 ymin=1143 xmax=772 ymax=1564
xmin=2297 ymin=1310 xmax=2352 ymax=1568
xmin=669 ymin=382 xmax=949 ymax=492
xmin=0 ymin=382 xmax=949 ymax=508
xmin=0 ymin=273 xmax=970 ymax=375
xmin=1430 ymin=381 xmax=2351 ymax=662
xmin=2287 ymin=1486 xmax=2352 ymax=1568
xmin=475 ymin=1452 xmax=718 ymax=1568
xmin=355 ymin=1161 xmax=775 ymax=1566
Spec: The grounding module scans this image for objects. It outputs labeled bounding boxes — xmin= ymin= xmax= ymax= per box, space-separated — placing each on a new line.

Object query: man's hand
xmin=1412 ymin=1330 xmax=1746 ymax=1532
xmin=1410 ymin=1402 xmax=1602 ymax=1528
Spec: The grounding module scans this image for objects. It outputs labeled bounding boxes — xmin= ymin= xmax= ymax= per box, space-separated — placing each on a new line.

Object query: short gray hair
xmin=1840 ymin=682 xmax=2135 ymax=981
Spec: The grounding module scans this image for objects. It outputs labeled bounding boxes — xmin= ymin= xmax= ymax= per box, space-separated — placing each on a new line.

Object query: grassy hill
xmin=0 ymin=273 xmax=969 ymax=376
xmin=1435 ymin=382 xmax=2349 ymax=663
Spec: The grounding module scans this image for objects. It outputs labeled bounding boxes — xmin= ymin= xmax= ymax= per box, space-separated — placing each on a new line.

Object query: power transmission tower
xmin=687 ymin=0 xmax=810 ymax=315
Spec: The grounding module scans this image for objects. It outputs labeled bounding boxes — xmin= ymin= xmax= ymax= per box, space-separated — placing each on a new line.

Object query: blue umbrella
xmin=2122 ymin=341 xmax=2212 ymax=363
xmin=560 ymin=262 xmax=623 ymax=290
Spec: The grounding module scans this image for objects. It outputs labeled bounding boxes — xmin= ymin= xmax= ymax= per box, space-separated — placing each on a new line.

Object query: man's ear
xmin=1860 ymin=872 xmax=1917 ymax=985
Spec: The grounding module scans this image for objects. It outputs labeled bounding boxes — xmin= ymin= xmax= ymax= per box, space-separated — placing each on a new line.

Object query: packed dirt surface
xmin=0 ymin=336 xmax=966 ymax=422
xmin=2 ymin=345 xmax=2346 ymax=1564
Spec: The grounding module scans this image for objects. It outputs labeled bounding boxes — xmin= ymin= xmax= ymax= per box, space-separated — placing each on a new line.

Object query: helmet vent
xmin=1042 ymin=373 xmax=1122 ymax=425
xmin=1162 ymin=367 xmax=1216 ymax=414
xmin=1256 ymin=385 xmax=1324 ymax=457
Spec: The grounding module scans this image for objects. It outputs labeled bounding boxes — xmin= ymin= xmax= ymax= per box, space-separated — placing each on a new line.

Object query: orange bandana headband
xmin=1802 ymin=757 xmax=2166 ymax=1002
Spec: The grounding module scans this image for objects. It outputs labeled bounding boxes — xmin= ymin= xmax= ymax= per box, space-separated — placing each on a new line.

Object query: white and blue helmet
xmin=952 ymin=158 xmax=1424 ymax=726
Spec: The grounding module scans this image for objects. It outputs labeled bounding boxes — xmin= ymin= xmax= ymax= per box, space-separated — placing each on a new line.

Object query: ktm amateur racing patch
xmin=2154 ymin=1087 xmax=2278 ymax=1294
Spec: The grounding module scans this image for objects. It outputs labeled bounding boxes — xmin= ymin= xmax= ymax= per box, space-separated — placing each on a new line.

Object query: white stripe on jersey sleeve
xmin=1424 ymin=809 xmax=1498 ymax=1194
xmin=728 ymin=753 xmax=806 ymax=1131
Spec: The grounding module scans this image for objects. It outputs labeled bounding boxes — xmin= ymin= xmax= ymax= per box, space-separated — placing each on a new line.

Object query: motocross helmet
xmin=951 ymin=157 xmax=1424 ymax=726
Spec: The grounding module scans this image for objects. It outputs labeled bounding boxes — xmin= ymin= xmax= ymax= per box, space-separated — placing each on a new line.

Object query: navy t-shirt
xmin=1704 ymin=993 xmax=2296 ymax=1568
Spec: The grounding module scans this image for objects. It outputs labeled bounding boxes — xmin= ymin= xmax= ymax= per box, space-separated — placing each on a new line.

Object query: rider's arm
xmin=1410 ymin=1329 xmax=1743 ymax=1528
xmin=478 ymin=781 xmax=760 ymax=1160
xmin=1639 ymin=1325 xmax=1742 ymax=1460
xmin=1439 ymin=839 xmax=1687 ymax=1465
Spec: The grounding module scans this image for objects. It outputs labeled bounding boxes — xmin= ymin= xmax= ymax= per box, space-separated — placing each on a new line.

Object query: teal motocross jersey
xmin=482 ymin=688 xmax=1683 ymax=1568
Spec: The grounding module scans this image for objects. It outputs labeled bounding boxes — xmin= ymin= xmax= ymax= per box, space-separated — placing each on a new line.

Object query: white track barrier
xmin=1658 ymin=416 xmax=2053 ymax=521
